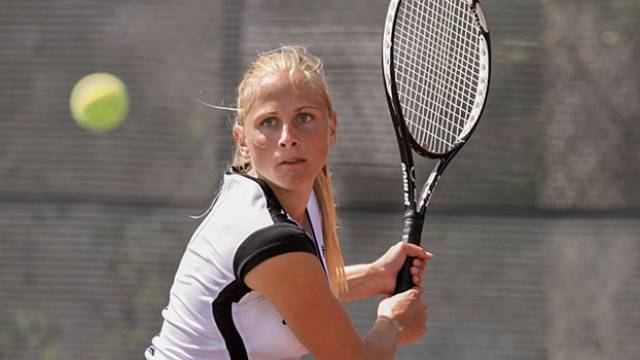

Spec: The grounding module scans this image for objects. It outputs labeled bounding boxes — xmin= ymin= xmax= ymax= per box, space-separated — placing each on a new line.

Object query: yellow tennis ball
xmin=70 ymin=72 xmax=129 ymax=134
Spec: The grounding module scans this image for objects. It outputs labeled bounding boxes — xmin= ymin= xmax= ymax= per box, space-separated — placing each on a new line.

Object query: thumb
xmin=403 ymin=243 xmax=434 ymax=260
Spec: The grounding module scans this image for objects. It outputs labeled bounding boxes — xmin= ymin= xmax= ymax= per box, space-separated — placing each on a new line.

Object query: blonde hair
xmin=232 ymin=46 xmax=347 ymax=295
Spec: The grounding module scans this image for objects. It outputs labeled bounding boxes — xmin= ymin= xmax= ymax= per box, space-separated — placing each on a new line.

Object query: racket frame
xmin=382 ymin=0 xmax=492 ymax=293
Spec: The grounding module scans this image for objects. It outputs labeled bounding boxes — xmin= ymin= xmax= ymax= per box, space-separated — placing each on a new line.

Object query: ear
xmin=232 ymin=125 xmax=250 ymax=157
xmin=329 ymin=110 xmax=337 ymax=146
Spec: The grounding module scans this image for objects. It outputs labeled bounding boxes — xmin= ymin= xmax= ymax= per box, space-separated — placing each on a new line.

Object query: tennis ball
xmin=70 ymin=72 xmax=129 ymax=134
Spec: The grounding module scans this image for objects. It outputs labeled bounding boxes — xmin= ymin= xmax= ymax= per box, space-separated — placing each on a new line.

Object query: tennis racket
xmin=382 ymin=0 xmax=491 ymax=293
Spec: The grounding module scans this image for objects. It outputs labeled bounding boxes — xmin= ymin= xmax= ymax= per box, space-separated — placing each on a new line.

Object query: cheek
xmin=309 ymin=134 xmax=332 ymax=163
xmin=246 ymin=131 xmax=273 ymax=172
xmin=247 ymin=130 xmax=269 ymax=149
xmin=316 ymin=127 xmax=334 ymax=149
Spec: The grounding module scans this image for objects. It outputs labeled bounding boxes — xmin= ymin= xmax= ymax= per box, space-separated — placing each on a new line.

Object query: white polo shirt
xmin=145 ymin=172 xmax=328 ymax=360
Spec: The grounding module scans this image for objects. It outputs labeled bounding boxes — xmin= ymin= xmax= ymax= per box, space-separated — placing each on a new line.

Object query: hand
xmin=371 ymin=242 xmax=433 ymax=295
xmin=377 ymin=288 xmax=428 ymax=344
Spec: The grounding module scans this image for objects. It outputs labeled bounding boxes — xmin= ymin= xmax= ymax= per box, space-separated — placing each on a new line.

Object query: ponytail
xmin=314 ymin=165 xmax=347 ymax=296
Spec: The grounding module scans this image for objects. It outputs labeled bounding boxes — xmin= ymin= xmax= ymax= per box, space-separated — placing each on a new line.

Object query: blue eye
xmin=297 ymin=113 xmax=313 ymax=123
xmin=261 ymin=117 xmax=277 ymax=127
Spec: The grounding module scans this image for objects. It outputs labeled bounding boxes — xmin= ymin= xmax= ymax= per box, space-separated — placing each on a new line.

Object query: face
xmin=233 ymin=71 xmax=337 ymax=194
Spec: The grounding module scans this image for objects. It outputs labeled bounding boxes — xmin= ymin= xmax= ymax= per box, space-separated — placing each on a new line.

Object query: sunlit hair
xmin=232 ymin=45 xmax=347 ymax=295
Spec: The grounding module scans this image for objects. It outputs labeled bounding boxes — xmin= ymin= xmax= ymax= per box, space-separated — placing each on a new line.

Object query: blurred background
xmin=1 ymin=0 xmax=639 ymax=359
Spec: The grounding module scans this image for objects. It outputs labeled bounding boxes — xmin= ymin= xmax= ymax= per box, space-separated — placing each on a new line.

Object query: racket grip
xmin=394 ymin=257 xmax=416 ymax=294
xmin=394 ymin=211 xmax=424 ymax=294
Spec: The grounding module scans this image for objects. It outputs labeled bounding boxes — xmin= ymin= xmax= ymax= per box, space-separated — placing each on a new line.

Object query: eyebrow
xmin=296 ymin=105 xmax=322 ymax=111
xmin=253 ymin=105 xmax=323 ymax=118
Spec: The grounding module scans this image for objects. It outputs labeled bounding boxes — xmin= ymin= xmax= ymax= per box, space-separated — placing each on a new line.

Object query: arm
xmin=244 ymin=252 xmax=426 ymax=359
xmin=339 ymin=242 xmax=433 ymax=302
xmin=339 ymin=263 xmax=383 ymax=302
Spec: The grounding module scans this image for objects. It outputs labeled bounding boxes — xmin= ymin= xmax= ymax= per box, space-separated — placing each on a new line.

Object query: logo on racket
xmin=401 ymin=163 xmax=415 ymax=206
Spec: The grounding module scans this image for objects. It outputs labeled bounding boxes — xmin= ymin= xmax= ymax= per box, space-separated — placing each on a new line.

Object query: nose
xmin=278 ymin=124 xmax=299 ymax=148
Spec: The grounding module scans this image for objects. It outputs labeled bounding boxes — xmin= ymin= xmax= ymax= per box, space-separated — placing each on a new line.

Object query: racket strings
xmin=395 ymin=3 xmax=462 ymax=147
xmin=393 ymin=0 xmax=482 ymax=154
xmin=425 ymin=1 xmax=477 ymax=146
xmin=414 ymin=1 xmax=476 ymax=151
xmin=424 ymin=7 xmax=476 ymax=150
xmin=416 ymin=0 xmax=478 ymax=139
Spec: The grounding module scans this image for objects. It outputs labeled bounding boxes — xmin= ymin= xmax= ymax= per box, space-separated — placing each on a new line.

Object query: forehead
xmin=249 ymin=71 xmax=326 ymax=112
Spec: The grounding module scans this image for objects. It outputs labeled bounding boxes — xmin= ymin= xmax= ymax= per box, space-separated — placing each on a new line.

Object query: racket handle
xmin=394 ymin=257 xmax=416 ymax=293
xmin=394 ymin=211 xmax=424 ymax=294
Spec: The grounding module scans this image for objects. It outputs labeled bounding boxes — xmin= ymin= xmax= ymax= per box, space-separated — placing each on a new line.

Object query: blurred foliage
xmin=607 ymin=0 xmax=640 ymax=32
xmin=0 ymin=310 xmax=60 ymax=360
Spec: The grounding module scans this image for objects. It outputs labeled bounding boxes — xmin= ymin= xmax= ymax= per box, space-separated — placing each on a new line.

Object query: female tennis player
xmin=145 ymin=45 xmax=433 ymax=360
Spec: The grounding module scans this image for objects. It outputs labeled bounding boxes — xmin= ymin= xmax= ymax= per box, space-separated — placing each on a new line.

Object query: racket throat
xmin=417 ymin=171 xmax=439 ymax=211
xmin=416 ymin=158 xmax=447 ymax=212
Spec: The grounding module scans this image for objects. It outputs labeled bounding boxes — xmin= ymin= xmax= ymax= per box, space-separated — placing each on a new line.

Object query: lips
xmin=279 ymin=158 xmax=306 ymax=165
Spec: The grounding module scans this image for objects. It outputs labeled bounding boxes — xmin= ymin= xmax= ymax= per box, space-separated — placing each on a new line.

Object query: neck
xmin=271 ymin=186 xmax=311 ymax=225
xmin=246 ymin=169 xmax=313 ymax=225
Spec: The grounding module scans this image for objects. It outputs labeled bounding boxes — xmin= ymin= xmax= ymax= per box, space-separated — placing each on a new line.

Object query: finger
xmin=410 ymin=286 xmax=423 ymax=297
xmin=410 ymin=264 xmax=425 ymax=285
xmin=411 ymin=268 xmax=426 ymax=279
xmin=403 ymin=243 xmax=433 ymax=260
xmin=412 ymin=275 xmax=422 ymax=286
xmin=402 ymin=287 xmax=421 ymax=297
xmin=412 ymin=258 xmax=425 ymax=268
xmin=410 ymin=262 xmax=426 ymax=275
xmin=410 ymin=267 xmax=425 ymax=282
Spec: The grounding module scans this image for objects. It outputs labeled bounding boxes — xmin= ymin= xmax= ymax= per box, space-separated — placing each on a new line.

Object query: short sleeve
xmin=233 ymin=223 xmax=318 ymax=284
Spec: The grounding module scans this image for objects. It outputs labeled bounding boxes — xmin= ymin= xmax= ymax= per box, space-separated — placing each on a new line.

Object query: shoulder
xmin=234 ymin=222 xmax=318 ymax=285
xmin=196 ymin=173 xmax=279 ymax=243
xmin=188 ymin=173 xmax=319 ymax=278
xmin=215 ymin=172 xmax=273 ymax=218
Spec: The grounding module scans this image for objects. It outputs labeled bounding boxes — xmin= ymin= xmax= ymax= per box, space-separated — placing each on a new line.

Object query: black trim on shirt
xmin=234 ymin=223 xmax=318 ymax=284
xmin=305 ymin=210 xmax=328 ymax=277
xmin=227 ymin=169 xmax=292 ymax=224
xmin=211 ymin=281 xmax=252 ymax=360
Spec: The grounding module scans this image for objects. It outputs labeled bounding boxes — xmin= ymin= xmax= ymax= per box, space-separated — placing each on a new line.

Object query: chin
xmin=274 ymin=176 xmax=314 ymax=192
xmin=269 ymin=170 xmax=317 ymax=191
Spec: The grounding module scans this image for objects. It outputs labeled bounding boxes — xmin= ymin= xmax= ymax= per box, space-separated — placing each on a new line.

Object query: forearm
xmin=361 ymin=317 xmax=402 ymax=359
xmin=339 ymin=263 xmax=383 ymax=302
xmin=340 ymin=242 xmax=431 ymax=303
xmin=314 ymin=316 xmax=401 ymax=360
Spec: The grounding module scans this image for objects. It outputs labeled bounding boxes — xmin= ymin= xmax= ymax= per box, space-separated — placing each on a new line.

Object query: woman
xmin=146 ymin=46 xmax=433 ymax=360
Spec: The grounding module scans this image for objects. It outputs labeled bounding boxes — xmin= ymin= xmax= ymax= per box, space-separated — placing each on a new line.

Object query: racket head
xmin=383 ymin=0 xmax=491 ymax=159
